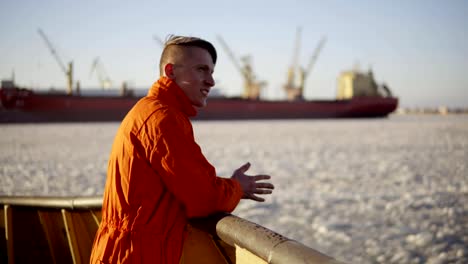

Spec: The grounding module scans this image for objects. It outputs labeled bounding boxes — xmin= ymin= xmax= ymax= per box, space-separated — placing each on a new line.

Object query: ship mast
xmin=37 ymin=28 xmax=74 ymax=95
xmin=216 ymin=35 xmax=265 ymax=100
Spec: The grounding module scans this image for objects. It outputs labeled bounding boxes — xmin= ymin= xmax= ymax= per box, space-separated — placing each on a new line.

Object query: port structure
xmin=90 ymin=57 xmax=112 ymax=89
xmin=37 ymin=28 xmax=75 ymax=95
xmin=284 ymin=27 xmax=326 ymax=101
xmin=216 ymin=35 xmax=266 ymax=100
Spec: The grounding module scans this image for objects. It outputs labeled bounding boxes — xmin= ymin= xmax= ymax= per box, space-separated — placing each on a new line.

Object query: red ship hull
xmin=0 ymin=89 xmax=398 ymax=123
xmin=199 ymin=97 xmax=398 ymax=120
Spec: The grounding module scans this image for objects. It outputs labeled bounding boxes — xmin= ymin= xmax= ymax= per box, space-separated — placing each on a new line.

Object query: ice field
xmin=1 ymin=115 xmax=467 ymax=263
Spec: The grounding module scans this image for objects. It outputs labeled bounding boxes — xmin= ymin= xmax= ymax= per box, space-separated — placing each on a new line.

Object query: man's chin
xmin=193 ymin=100 xmax=207 ymax=108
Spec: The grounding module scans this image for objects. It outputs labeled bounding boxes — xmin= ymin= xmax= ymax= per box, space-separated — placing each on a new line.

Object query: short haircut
xmin=159 ymin=35 xmax=217 ymax=76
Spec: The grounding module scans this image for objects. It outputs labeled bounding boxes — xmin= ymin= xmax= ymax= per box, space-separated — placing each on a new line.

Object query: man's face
xmin=171 ymin=47 xmax=215 ymax=107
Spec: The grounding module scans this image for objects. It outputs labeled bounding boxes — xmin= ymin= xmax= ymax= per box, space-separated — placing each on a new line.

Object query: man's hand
xmin=231 ymin=162 xmax=274 ymax=202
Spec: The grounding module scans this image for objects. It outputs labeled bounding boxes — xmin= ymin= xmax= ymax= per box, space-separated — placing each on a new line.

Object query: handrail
xmin=191 ymin=213 xmax=343 ymax=264
xmin=0 ymin=195 xmax=103 ymax=210
xmin=0 ymin=196 xmax=344 ymax=263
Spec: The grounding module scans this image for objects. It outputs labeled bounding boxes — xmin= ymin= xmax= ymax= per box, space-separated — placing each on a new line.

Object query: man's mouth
xmin=201 ymin=89 xmax=210 ymax=97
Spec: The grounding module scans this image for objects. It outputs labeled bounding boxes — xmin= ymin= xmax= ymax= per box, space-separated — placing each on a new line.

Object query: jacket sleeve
xmin=148 ymin=110 xmax=243 ymax=218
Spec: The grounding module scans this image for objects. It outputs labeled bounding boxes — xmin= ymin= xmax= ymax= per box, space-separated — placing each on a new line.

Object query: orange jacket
xmin=90 ymin=77 xmax=243 ymax=263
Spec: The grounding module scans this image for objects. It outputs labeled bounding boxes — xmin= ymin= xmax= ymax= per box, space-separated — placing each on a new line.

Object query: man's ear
xmin=164 ymin=63 xmax=175 ymax=79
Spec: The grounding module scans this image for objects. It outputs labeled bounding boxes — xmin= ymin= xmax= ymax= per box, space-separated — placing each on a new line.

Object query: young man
xmin=90 ymin=35 xmax=274 ymax=263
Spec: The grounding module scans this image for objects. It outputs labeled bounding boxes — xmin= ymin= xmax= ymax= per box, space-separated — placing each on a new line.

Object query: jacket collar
xmin=147 ymin=76 xmax=197 ymax=117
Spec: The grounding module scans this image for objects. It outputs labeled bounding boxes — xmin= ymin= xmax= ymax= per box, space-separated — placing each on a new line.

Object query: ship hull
xmin=1 ymin=93 xmax=139 ymax=123
xmin=0 ymin=89 xmax=398 ymax=123
xmin=199 ymin=97 xmax=398 ymax=120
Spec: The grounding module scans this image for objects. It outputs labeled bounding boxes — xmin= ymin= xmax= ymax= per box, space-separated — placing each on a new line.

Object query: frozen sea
xmin=1 ymin=114 xmax=467 ymax=264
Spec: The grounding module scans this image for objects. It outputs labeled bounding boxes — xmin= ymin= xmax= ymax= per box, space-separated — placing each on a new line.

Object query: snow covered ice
xmin=1 ymin=115 xmax=467 ymax=264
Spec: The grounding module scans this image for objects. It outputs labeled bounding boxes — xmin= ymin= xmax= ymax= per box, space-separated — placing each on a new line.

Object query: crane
xmin=90 ymin=57 xmax=112 ymax=89
xmin=37 ymin=28 xmax=74 ymax=95
xmin=284 ymin=28 xmax=326 ymax=101
xmin=216 ymin=35 xmax=265 ymax=100
xmin=284 ymin=27 xmax=303 ymax=100
xmin=300 ymin=36 xmax=327 ymax=93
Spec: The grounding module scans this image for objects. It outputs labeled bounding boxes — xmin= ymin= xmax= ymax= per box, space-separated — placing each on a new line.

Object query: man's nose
xmin=205 ymin=74 xmax=215 ymax=87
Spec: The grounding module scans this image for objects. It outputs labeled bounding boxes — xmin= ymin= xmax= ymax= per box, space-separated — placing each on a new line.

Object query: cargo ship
xmin=0 ymin=69 xmax=398 ymax=123
xmin=0 ymin=29 xmax=398 ymax=123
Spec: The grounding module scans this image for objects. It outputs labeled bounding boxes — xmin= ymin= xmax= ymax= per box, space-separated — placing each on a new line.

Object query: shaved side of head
xmin=159 ymin=35 xmax=217 ymax=76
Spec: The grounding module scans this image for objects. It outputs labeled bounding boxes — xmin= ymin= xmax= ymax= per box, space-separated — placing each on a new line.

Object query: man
xmin=90 ymin=35 xmax=274 ymax=263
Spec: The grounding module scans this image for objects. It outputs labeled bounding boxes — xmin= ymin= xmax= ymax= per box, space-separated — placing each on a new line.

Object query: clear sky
xmin=1 ymin=0 xmax=467 ymax=108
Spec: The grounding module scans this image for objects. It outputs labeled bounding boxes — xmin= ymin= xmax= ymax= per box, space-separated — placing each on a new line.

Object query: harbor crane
xmin=302 ymin=36 xmax=326 ymax=92
xmin=284 ymin=27 xmax=302 ymax=100
xmin=216 ymin=35 xmax=266 ymax=100
xmin=37 ymin=28 xmax=74 ymax=95
xmin=284 ymin=27 xmax=326 ymax=101
xmin=90 ymin=57 xmax=112 ymax=89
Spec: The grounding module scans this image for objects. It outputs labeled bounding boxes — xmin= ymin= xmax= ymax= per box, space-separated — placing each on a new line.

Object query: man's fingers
xmin=236 ymin=165 xmax=273 ymax=203
xmin=254 ymin=189 xmax=273 ymax=194
xmin=249 ymin=195 xmax=265 ymax=202
xmin=253 ymin=175 xmax=271 ymax=181
xmin=244 ymin=187 xmax=272 ymax=201
xmin=255 ymin=182 xmax=274 ymax=189
xmin=235 ymin=162 xmax=251 ymax=174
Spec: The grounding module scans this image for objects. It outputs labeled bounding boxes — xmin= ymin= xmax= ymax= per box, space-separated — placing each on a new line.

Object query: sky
xmin=1 ymin=0 xmax=467 ymax=108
